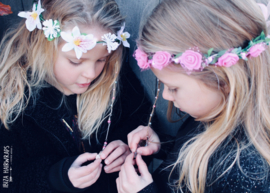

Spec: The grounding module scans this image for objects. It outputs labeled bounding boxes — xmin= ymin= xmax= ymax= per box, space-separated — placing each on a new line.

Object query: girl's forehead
xmin=152 ymin=67 xmax=189 ymax=85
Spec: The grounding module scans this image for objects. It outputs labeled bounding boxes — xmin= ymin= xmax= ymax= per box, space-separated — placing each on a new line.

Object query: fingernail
xmin=105 ymin=159 xmax=109 ymax=165
xmin=137 ymin=149 xmax=142 ymax=154
xmin=99 ymin=153 xmax=104 ymax=159
xmin=104 ymin=166 xmax=108 ymax=170
xmin=96 ymin=154 xmax=101 ymax=160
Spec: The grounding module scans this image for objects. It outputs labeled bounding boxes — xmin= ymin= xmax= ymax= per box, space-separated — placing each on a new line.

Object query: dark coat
xmin=0 ymin=66 xmax=152 ymax=193
xmin=139 ymin=117 xmax=270 ymax=193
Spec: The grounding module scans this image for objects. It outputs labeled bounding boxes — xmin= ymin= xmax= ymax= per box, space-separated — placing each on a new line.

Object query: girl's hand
xmin=116 ymin=153 xmax=153 ymax=193
xmin=99 ymin=140 xmax=131 ymax=173
xmin=68 ymin=152 xmax=102 ymax=189
xmin=128 ymin=126 xmax=160 ymax=156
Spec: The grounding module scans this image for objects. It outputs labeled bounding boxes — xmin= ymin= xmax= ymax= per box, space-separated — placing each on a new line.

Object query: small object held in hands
xmin=96 ymin=153 xmax=100 ymax=160
xmin=134 ymin=139 xmax=148 ymax=159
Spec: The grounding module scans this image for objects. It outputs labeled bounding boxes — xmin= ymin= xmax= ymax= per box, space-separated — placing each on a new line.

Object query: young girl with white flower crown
xmin=0 ymin=0 xmax=149 ymax=192
xmin=117 ymin=0 xmax=270 ymax=192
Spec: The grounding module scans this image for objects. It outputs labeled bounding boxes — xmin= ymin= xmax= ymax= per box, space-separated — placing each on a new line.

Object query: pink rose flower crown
xmin=134 ymin=31 xmax=270 ymax=72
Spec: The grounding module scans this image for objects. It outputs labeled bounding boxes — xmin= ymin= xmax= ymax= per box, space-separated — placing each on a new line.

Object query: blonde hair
xmin=0 ymin=0 xmax=124 ymax=139
xmin=138 ymin=0 xmax=270 ymax=192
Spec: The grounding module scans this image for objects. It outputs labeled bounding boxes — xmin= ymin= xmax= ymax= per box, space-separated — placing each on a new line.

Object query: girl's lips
xmin=77 ymin=83 xmax=91 ymax=88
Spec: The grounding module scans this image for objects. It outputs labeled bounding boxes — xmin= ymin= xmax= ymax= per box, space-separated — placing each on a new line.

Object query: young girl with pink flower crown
xmin=0 ymin=0 xmax=151 ymax=192
xmin=116 ymin=0 xmax=270 ymax=192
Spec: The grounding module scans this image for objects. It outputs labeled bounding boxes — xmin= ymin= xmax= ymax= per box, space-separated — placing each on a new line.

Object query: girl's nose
xmin=82 ymin=66 xmax=96 ymax=79
xmin=162 ymin=86 xmax=174 ymax=101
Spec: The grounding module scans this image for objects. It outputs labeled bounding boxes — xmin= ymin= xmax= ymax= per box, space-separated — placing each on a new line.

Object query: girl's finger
xmin=104 ymin=155 xmax=125 ymax=172
xmin=116 ymin=177 xmax=124 ymax=193
xmin=116 ymin=178 xmax=121 ymax=193
xmin=120 ymin=164 xmax=128 ymax=188
xmin=76 ymin=158 xmax=102 ymax=176
xmin=118 ymin=166 xmax=125 ymax=180
xmin=128 ymin=128 xmax=149 ymax=152
xmin=136 ymin=154 xmax=151 ymax=178
xmin=104 ymin=145 xmax=129 ymax=165
xmin=79 ymin=163 xmax=103 ymax=188
xmin=104 ymin=165 xmax=121 ymax=173
xmin=127 ymin=126 xmax=145 ymax=147
xmin=99 ymin=140 xmax=123 ymax=160
xmin=123 ymin=153 xmax=139 ymax=181
xmin=71 ymin=153 xmax=98 ymax=168
xmin=136 ymin=146 xmax=157 ymax=156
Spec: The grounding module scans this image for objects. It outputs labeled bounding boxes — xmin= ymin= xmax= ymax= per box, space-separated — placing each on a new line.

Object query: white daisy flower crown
xmin=18 ymin=0 xmax=130 ymax=59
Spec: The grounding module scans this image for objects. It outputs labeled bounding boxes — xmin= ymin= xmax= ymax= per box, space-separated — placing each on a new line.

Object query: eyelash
xmin=97 ymin=59 xmax=106 ymax=63
xmin=168 ymin=88 xmax=177 ymax=93
xmin=69 ymin=58 xmax=106 ymax=65
xmin=69 ymin=60 xmax=81 ymax=65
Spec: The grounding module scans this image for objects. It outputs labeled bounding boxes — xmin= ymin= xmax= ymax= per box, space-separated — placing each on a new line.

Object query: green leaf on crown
xmin=174 ymin=53 xmax=182 ymax=59
xmin=39 ymin=13 xmax=45 ymax=22
xmin=265 ymin=38 xmax=270 ymax=44
xmin=207 ymin=48 xmax=214 ymax=57
xmin=217 ymin=50 xmax=226 ymax=58
xmin=231 ymin=47 xmax=242 ymax=54
xmin=210 ymin=56 xmax=218 ymax=64
xmin=47 ymin=36 xmax=54 ymax=41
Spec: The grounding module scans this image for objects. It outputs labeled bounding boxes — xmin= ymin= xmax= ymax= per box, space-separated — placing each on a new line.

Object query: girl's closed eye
xmin=69 ymin=59 xmax=81 ymax=65
xmin=97 ymin=57 xmax=107 ymax=63
xmin=168 ymin=88 xmax=177 ymax=93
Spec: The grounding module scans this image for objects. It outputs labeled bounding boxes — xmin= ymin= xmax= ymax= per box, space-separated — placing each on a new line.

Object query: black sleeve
xmin=0 ymin=124 xmax=62 ymax=192
xmin=0 ymin=118 xmax=81 ymax=193
xmin=138 ymin=182 xmax=159 ymax=193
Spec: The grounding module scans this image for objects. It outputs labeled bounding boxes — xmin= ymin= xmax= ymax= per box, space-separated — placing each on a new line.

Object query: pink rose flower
xmin=248 ymin=44 xmax=265 ymax=58
xmin=134 ymin=48 xmax=150 ymax=70
xmin=179 ymin=50 xmax=202 ymax=70
xmin=152 ymin=51 xmax=171 ymax=70
xmin=217 ymin=53 xmax=239 ymax=67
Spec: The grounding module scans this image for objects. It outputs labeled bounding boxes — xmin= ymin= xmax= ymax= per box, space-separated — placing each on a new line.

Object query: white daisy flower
xmin=117 ymin=23 xmax=130 ymax=48
xmin=18 ymin=0 xmax=44 ymax=32
xmin=102 ymin=33 xmax=120 ymax=53
xmin=43 ymin=19 xmax=61 ymax=41
xmin=61 ymin=26 xmax=97 ymax=59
